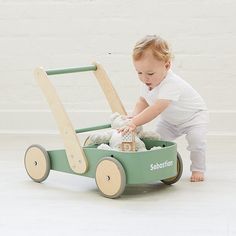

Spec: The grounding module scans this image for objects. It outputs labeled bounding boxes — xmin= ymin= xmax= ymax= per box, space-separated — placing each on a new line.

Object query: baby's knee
xmin=185 ymin=129 xmax=207 ymax=152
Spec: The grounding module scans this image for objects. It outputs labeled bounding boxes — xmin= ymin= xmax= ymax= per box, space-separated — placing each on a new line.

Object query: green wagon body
xmin=48 ymin=139 xmax=177 ymax=185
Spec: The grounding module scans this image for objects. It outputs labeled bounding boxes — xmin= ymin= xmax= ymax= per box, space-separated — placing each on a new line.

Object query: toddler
xmin=118 ymin=35 xmax=209 ymax=182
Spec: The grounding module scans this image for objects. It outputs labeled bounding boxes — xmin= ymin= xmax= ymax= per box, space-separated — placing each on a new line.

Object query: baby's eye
xmin=147 ymin=72 xmax=154 ymax=76
xmin=137 ymin=72 xmax=142 ymax=75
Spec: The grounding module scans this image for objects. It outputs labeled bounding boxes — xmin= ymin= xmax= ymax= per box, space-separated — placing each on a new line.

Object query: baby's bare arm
xmin=132 ymin=96 xmax=149 ymax=117
xmin=132 ymin=99 xmax=171 ymax=126
xmin=118 ymin=99 xmax=171 ymax=135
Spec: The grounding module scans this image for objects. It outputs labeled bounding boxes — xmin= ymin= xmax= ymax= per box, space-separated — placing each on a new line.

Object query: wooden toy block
xmin=121 ymin=132 xmax=136 ymax=151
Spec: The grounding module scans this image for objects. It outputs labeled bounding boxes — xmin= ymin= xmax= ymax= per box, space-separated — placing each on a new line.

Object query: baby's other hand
xmin=117 ymin=122 xmax=136 ymax=135
xmin=126 ymin=115 xmax=134 ymax=119
xmin=120 ymin=115 xmax=133 ymax=120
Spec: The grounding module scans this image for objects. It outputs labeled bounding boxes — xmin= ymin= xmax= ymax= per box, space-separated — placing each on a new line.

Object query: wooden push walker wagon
xmin=24 ymin=63 xmax=183 ymax=199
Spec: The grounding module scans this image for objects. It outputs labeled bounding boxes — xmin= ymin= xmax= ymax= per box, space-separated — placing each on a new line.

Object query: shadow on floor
xmin=123 ymin=182 xmax=171 ymax=196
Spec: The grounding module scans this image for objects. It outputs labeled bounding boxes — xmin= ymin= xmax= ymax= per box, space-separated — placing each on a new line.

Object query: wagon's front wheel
xmin=24 ymin=144 xmax=51 ymax=183
xmin=161 ymin=152 xmax=183 ymax=185
xmin=95 ymin=157 xmax=126 ymax=199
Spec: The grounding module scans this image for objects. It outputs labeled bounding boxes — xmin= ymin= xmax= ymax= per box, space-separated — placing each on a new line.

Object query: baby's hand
xmin=120 ymin=114 xmax=134 ymax=120
xmin=117 ymin=122 xmax=137 ymax=135
xmin=126 ymin=115 xmax=134 ymax=119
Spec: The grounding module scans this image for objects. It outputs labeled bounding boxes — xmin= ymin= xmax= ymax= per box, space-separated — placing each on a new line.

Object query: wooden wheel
xmin=161 ymin=152 xmax=183 ymax=185
xmin=24 ymin=144 xmax=50 ymax=183
xmin=95 ymin=157 xmax=126 ymax=199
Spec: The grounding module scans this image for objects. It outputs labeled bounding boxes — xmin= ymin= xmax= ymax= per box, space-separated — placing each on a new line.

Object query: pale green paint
xmin=75 ymin=124 xmax=111 ymax=133
xmin=48 ymin=139 xmax=178 ymax=185
xmin=46 ymin=65 xmax=97 ymax=75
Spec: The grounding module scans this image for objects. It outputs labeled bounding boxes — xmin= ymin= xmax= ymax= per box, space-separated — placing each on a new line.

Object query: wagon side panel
xmin=118 ymin=146 xmax=178 ymax=185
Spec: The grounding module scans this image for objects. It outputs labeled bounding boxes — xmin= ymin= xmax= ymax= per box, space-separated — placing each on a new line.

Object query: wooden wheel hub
xmin=95 ymin=157 xmax=126 ymax=198
xmin=24 ymin=145 xmax=50 ymax=183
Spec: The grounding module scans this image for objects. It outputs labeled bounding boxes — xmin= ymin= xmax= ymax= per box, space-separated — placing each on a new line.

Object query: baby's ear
xmin=165 ymin=60 xmax=171 ymax=70
xmin=110 ymin=112 xmax=120 ymax=122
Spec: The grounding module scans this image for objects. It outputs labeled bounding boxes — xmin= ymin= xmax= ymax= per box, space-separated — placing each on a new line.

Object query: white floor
xmin=0 ymin=134 xmax=235 ymax=236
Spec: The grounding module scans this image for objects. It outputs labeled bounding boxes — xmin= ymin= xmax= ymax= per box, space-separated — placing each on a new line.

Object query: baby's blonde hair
xmin=133 ymin=35 xmax=172 ymax=62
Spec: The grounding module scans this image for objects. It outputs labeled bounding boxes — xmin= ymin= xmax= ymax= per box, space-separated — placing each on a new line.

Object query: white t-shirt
xmin=140 ymin=70 xmax=208 ymax=125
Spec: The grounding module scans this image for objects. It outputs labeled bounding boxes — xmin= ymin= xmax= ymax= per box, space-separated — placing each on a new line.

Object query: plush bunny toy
xmin=86 ymin=112 xmax=161 ymax=152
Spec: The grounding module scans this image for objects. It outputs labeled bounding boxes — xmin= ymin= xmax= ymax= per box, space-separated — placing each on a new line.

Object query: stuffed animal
xmin=86 ymin=112 xmax=161 ymax=152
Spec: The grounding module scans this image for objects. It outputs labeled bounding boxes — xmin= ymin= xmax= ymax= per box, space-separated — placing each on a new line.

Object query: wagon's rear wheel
xmin=161 ymin=152 xmax=183 ymax=185
xmin=95 ymin=157 xmax=126 ymax=199
xmin=24 ymin=144 xmax=50 ymax=183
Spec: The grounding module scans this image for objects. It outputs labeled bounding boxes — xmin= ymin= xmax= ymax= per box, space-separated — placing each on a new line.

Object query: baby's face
xmin=133 ymin=49 xmax=170 ymax=90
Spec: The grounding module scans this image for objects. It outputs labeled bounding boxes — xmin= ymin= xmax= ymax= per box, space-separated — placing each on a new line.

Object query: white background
xmin=0 ymin=0 xmax=236 ymax=135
